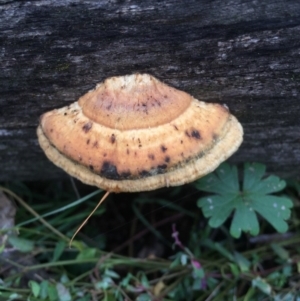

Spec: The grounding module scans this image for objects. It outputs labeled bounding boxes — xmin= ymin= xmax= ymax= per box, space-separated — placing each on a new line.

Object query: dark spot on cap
xmin=120 ymin=171 xmax=131 ymax=179
xmin=154 ymin=99 xmax=161 ymax=106
xmin=93 ymin=141 xmax=98 ymax=148
xmin=161 ymin=145 xmax=167 ymax=153
xmin=139 ymin=170 xmax=151 ymax=177
xmin=82 ymin=122 xmax=92 ymax=133
xmin=185 ymin=129 xmax=201 ymax=140
xmin=191 ymin=129 xmax=201 ymax=140
xmin=198 ymin=151 xmax=205 ymax=158
xmin=180 ymin=140 xmax=183 ymax=144
xmin=173 ymin=125 xmax=179 ymax=131
xmin=86 ymin=139 xmax=90 ymax=145
xmin=110 ymin=134 xmax=116 ymax=144
xmin=148 ymin=154 xmax=155 ymax=160
xmin=212 ymin=133 xmax=219 ymax=142
xmin=103 ymin=153 xmax=107 ymax=157
xmin=157 ymin=164 xmax=167 ymax=173
xmin=127 ymin=149 xmax=130 ymax=155
xmin=64 ymin=112 xmax=67 ymax=116
xmin=50 ymin=128 xmax=53 ymax=133
xmin=165 ymin=156 xmax=170 ymax=163
xmin=100 ymin=161 xmax=120 ymax=179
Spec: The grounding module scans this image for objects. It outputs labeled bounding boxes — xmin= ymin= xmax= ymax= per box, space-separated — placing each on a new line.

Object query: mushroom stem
xmin=69 ymin=190 xmax=110 ymax=247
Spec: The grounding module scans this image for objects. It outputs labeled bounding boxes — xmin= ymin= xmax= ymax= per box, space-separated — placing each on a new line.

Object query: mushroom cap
xmin=37 ymin=74 xmax=243 ymax=192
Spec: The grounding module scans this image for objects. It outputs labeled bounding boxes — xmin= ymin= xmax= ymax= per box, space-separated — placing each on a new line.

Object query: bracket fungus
xmin=37 ymin=73 xmax=243 ymax=193
xmin=37 ymin=74 xmax=243 ymax=243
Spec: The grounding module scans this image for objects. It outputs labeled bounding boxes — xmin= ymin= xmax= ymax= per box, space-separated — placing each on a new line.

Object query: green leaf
xmin=233 ymin=252 xmax=251 ymax=272
xmin=228 ymin=263 xmax=240 ymax=277
xmin=95 ymin=276 xmax=114 ymax=290
xmin=136 ymin=293 xmax=152 ymax=301
xmin=202 ymin=239 xmax=234 ymax=261
xmin=47 ymin=284 xmax=59 ymax=301
xmin=274 ymin=293 xmax=299 ymax=301
xmin=243 ymin=163 xmax=266 ymax=190
xmin=104 ymin=269 xmax=120 ymax=279
xmin=271 ymin=243 xmax=290 ymax=260
xmin=52 ymin=241 xmax=66 ymax=262
xmin=252 ymin=277 xmax=272 ymax=295
xmin=29 ymin=280 xmax=40 ymax=298
xmin=56 ymin=283 xmax=71 ymax=301
xmin=196 ymin=163 xmax=293 ymax=238
xmin=39 ymin=280 xmax=49 ymax=299
xmin=192 ymin=267 xmax=205 ymax=279
xmin=76 ymin=248 xmax=97 ymax=260
xmin=7 ymin=293 xmax=22 ymax=300
xmin=120 ymin=273 xmax=133 ymax=287
xmin=103 ymin=291 xmax=116 ymax=301
xmin=180 ymin=253 xmax=188 ymax=266
xmin=140 ymin=272 xmax=150 ymax=288
xmin=169 ymin=254 xmax=181 ymax=268
xmin=8 ymin=236 xmax=34 ymax=252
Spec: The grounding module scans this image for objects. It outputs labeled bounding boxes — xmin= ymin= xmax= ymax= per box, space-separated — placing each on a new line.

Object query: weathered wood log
xmin=0 ymin=0 xmax=299 ymax=181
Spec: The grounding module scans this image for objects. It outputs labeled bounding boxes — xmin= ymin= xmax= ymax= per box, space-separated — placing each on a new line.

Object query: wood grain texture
xmin=0 ymin=0 xmax=299 ymax=180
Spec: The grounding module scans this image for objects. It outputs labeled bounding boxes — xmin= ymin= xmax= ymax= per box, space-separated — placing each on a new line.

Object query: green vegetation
xmin=196 ymin=163 xmax=293 ymax=238
xmin=0 ymin=162 xmax=299 ymax=301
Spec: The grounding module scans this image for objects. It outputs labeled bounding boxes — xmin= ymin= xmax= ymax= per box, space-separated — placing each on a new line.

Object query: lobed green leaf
xmin=196 ymin=162 xmax=293 ymax=238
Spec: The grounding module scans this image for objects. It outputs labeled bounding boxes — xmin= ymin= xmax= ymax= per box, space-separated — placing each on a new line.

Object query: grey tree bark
xmin=0 ymin=0 xmax=299 ymax=181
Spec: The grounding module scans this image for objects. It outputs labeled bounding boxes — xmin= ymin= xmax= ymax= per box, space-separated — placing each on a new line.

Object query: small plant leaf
xmin=271 ymin=243 xmax=290 ymax=260
xmin=76 ymin=248 xmax=97 ymax=260
xmin=95 ymin=276 xmax=114 ymax=290
xmin=47 ymin=284 xmax=59 ymax=301
xmin=229 ymin=263 xmax=240 ymax=277
xmin=252 ymin=277 xmax=272 ymax=295
xmin=233 ymin=252 xmax=251 ymax=272
xmin=103 ymin=291 xmax=115 ymax=301
xmin=39 ymin=280 xmax=49 ymax=299
xmin=56 ymin=283 xmax=71 ymax=301
xmin=29 ymin=280 xmax=40 ymax=298
xmin=52 ymin=241 xmax=66 ymax=262
xmin=180 ymin=253 xmax=188 ymax=265
xmin=136 ymin=293 xmax=152 ymax=301
xmin=104 ymin=269 xmax=120 ymax=279
xmin=196 ymin=162 xmax=293 ymax=238
xmin=8 ymin=236 xmax=34 ymax=252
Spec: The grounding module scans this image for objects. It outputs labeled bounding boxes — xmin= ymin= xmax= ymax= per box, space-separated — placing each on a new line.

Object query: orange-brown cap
xmin=37 ymin=74 xmax=243 ymax=192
